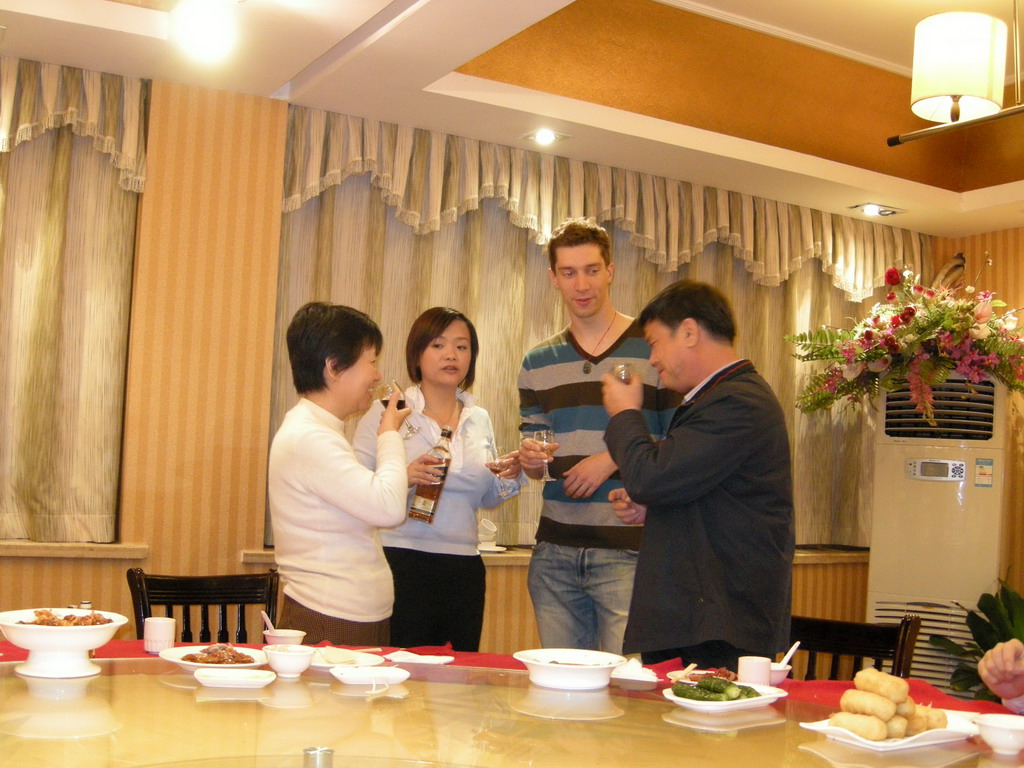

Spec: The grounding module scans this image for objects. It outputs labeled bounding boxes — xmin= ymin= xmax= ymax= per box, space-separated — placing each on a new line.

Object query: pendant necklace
xmin=581 ymin=313 xmax=618 ymax=374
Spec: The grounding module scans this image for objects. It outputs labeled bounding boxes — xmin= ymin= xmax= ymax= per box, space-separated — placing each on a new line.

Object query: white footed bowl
xmin=0 ymin=608 xmax=128 ymax=678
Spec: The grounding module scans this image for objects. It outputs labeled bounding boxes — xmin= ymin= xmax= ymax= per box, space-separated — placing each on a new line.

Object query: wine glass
xmin=486 ymin=445 xmax=513 ymax=498
xmin=533 ymin=429 xmax=556 ymax=482
xmin=374 ymin=380 xmax=419 ymax=438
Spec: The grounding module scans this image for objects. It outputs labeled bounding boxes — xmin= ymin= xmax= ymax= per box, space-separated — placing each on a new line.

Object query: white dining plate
xmin=662 ymin=683 xmax=787 ymax=712
xmin=158 ymin=646 xmax=267 ymax=670
xmin=193 ymin=668 xmax=276 ymax=688
xmin=800 ymin=710 xmax=978 ymax=752
xmin=329 ymin=665 xmax=410 ymax=685
xmin=310 ymin=649 xmax=385 ymax=670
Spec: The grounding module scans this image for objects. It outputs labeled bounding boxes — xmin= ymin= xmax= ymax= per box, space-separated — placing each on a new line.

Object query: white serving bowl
xmin=0 ymin=608 xmax=128 ymax=678
xmin=263 ymin=643 xmax=314 ymax=678
xmin=263 ymin=628 xmax=306 ymax=645
xmin=512 ymin=648 xmax=626 ymax=690
xmin=977 ymin=713 xmax=1024 ymax=755
xmin=770 ymin=663 xmax=791 ymax=686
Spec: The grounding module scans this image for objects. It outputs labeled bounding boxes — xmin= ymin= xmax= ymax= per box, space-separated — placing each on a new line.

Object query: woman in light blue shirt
xmin=354 ymin=307 xmax=520 ymax=651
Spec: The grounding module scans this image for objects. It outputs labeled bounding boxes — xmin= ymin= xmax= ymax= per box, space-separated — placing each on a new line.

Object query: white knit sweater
xmin=268 ymin=398 xmax=408 ymax=622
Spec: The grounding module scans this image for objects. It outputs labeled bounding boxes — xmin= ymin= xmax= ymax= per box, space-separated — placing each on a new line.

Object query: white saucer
xmin=477 ymin=543 xmax=506 ymax=552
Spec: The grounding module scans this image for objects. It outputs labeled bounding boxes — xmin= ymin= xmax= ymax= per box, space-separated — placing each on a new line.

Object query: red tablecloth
xmin=0 ymin=638 xmax=1012 ymax=714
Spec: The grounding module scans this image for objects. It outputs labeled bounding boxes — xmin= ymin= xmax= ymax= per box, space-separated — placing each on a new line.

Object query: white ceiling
xmin=2 ymin=0 xmax=1023 ymax=237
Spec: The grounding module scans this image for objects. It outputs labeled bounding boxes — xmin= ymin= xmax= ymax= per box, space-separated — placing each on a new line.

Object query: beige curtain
xmin=274 ymin=106 xmax=930 ymax=546
xmin=0 ymin=59 xmax=147 ymax=542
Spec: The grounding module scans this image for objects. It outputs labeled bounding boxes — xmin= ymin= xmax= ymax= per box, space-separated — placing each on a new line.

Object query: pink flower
xmin=867 ymin=355 xmax=892 ymax=373
xmin=974 ymin=301 xmax=994 ymax=324
xmin=970 ymin=324 xmax=992 ymax=340
xmin=885 ymin=268 xmax=901 ymax=286
xmin=842 ymin=362 xmax=865 ymax=380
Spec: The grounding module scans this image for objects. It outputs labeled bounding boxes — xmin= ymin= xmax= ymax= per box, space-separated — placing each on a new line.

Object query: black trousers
xmin=641 ymin=639 xmax=771 ymax=670
xmin=384 ymin=546 xmax=486 ymax=652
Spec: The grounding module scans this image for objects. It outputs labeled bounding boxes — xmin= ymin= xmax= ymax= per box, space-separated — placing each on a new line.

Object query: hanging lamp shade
xmin=911 ymin=12 xmax=1007 ymax=123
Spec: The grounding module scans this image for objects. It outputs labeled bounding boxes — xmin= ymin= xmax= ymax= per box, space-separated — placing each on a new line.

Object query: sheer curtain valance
xmin=0 ymin=57 xmax=147 ymax=192
xmin=282 ymin=106 xmax=925 ymax=301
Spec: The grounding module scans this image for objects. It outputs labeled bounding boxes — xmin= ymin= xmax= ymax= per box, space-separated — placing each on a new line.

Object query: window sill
xmin=0 ymin=541 xmax=149 ymax=559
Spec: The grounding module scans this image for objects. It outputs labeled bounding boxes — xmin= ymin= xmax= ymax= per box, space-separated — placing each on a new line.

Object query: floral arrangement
xmin=787 ymin=264 xmax=1024 ymax=424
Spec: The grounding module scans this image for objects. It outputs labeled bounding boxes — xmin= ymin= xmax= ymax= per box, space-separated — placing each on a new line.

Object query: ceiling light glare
xmin=523 ymin=128 xmax=571 ymax=146
xmin=171 ymin=0 xmax=238 ymax=64
xmin=850 ymin=203 xmax=903 ymax=218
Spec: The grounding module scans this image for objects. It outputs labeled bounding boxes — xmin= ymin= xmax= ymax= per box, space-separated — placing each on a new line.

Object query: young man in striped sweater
xmin=518 ymin=218 xmax=676 ymax=653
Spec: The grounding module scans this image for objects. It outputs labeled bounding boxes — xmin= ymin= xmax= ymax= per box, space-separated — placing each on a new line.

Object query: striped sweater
xmin=518 ymin=320 xmax=677 ymax=549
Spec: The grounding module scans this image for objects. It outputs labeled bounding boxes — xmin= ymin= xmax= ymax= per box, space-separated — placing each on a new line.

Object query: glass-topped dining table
xmin=0 ymin=644 xmax=1006 ymax=768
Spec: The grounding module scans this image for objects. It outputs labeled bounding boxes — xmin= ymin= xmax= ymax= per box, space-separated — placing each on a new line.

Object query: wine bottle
xmin=408 ymin=428 xmax=453 ymax=523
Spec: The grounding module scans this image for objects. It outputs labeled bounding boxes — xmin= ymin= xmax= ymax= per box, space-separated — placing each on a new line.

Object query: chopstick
xmin=665 ymin=662 xmax=698 ymax=682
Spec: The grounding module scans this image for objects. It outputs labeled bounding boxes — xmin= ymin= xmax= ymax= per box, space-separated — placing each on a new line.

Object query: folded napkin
xmin=610 ymin=658 xmax=659 ymax=682
xmin=384 ymin=650 xmax=454 ymax=665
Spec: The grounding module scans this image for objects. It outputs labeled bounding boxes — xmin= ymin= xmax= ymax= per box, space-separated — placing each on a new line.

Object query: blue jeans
xmin=527 ymin=541 xmax=638 ymax=653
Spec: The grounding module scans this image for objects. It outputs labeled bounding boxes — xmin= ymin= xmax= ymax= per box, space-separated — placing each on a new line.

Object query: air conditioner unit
xmin=867 ymin=378 xmax=1006 ymax=695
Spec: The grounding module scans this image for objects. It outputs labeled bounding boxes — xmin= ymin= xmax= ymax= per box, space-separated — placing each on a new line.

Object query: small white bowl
xmin=769 ymin=663 xmax=791 ymax=686
xmin=263 ymin=644 xmax=314 ymax=678
xmin=512 ymin=648 xmax=626 ymax=690
xmin=263 ymin=628 xmax=306 ymax=645
xmin=977 ymin=713 xmax=1024 ymax=755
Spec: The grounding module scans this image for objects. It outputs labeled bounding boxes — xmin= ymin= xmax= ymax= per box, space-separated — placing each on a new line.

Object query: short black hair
xmin=638 ymin=279 xmax=736 ymax=343
xmin=286 ymin=302 xmax=382 ymax=394
xmin=406 ymin=307 xmax=479 ymax=389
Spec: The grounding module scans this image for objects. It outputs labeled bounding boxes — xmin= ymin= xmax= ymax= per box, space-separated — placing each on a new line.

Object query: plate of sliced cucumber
xmin=662 ymin=679 xmax=787 ymax=713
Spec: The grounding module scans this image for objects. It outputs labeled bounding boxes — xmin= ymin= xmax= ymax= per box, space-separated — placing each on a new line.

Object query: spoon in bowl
xmin=261 ymin=611 xmax=275 ymax=633
xmin=779 ymin=640 xmax=800 ymax=667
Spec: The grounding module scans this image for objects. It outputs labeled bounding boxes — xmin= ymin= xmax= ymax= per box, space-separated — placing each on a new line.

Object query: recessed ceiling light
xmin=849 ymin=203 xmax=905 ymax=217
xmin=523 ymin=129 xmax=570 ymax=146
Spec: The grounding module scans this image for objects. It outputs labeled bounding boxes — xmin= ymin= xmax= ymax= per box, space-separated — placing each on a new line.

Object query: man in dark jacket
xmin=601 ymin=279 xmax=794 ymax=669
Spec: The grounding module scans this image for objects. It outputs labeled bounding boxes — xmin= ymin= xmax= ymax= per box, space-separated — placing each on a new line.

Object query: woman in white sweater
xmin=268 ymin=302 xmax=411 ymax=645
xmin=354 ymin=307 xmax=521 ymax=651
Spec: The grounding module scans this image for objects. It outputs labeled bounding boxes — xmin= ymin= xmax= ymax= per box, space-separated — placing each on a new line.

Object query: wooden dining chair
xmin=126 ymin=568 xmax=279 ymax=644
xmin=788 ymin=614 xmax=921 ymax=681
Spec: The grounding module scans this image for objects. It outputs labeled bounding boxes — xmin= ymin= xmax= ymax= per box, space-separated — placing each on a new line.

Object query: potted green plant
xmin=929 ymin=580 xmax=1024 ymax=701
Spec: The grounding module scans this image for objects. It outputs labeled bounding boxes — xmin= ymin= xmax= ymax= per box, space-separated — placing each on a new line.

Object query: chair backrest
xmin=126 ymin=568 xmax=279 ymax=644
xmin=789 ymin=614 xmax=921 ymax=681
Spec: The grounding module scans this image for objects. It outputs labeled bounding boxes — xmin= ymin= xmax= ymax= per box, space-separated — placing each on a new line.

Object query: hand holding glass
xmin=533 ymin=429 xmax=556 ymax=482
xmin=486 ymin=445 xmax=516 ymax=498
xmin=373 ymin=380 xmax=418 ymax=438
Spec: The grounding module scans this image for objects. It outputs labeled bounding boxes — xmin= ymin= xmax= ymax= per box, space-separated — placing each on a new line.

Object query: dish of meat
xmin=159 ymin=644 xmax=267 ymax=670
